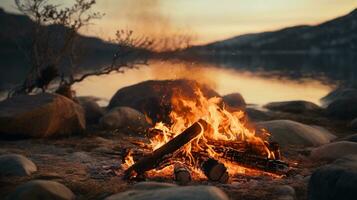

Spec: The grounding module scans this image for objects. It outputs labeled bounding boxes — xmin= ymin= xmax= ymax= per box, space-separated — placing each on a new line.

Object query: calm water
xmin=73 ymin=60 xmax=333 ymax=106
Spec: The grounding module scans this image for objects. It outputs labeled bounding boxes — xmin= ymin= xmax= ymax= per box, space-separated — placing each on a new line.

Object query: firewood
xmin=124 ymin=119 xmax=207 ymax=180
xmin=174 ymin=163 xmax=191 ymax=185
xmin=201 ymin=158 xmax=229 ymax=183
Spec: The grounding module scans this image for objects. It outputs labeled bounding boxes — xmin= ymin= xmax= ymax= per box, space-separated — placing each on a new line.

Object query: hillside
xmin=188 ymin=8 xmax=357 ymax=54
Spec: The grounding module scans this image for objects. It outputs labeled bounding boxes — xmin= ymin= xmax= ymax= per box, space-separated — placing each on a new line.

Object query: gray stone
xmin=222 ymin=93 xmax=246 ymax=109
xmin=349 ymin=118 xmax=357 ymax=130
xmin=78 ymin=96 xmax=104 ymax=124
xmin=100 ymin=107 xmax=150 ymax=132
xmin=326 ymin=98 xmax=357 ymax=119
xmin=245 ymin=107 xmax=272 ymax=122
xmin=108 ymin=79 xmax=220 ymax=123
xmin=105 ymin=186 xmax=229 ymax=200
xmin=256 ymin=120 xmax=336 ymax=147
xmin=308 ymin=155 xmax=357 ymax=200
xmin=0 ymin=154 xmax=37 ymax=176
xmin=0 ymin=93 xmax=85 ymax=138
xmin=132 ymin=182 xmax=177 ymax=190
xmin=275 ymin=185 xmax=296 ymax=196
xmin=340 ymin=134 xmax=357 ymax=143
xmin=264 ymin=100 xmax=321 ymax=113
xmin=310 ymin=141 xmax=357 ymax=161
xmin=6 ymin=180 xmax=75 ymax=200
xmin=320 ymin=88 xmax=357 ymax=107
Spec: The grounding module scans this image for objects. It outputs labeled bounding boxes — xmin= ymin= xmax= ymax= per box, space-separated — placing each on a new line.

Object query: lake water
xmin=73 ymin=60 xmax=333 ymax=106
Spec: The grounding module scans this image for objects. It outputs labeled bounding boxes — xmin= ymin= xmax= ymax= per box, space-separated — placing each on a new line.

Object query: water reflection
xmin=74 ymin=60 xmax=333 ymax=106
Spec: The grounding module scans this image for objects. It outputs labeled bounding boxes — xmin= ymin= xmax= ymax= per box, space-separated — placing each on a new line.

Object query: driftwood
xmin=124 ymin=119 xmax=207 ymax=180
xmin=174 ymin=163 xmax=192 ymax=185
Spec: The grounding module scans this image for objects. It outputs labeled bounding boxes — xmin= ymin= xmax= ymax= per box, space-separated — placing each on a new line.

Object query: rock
xmin=349 ymin=118 xmax=357 ymax=130
xmin=132 ymin=182 xmax=177 ymax=190
xmin=222 ymin=93 xmax=246 ymax=109
xmin=264 ymin=100 xmax=321 ymax=113
xmin=0 ymin=154 xmax=37 ymax=176
xmin=310 ymin=141 xmax=357 ymax=161
xmin=326 ymin=98 xmax=357 ymax=119
xmin=321 ymin=88 xmax=357 ymax=106
xmin=245 ymin=107 xmax=272 ymax=121
xmin=108 ymin=79 xmax=220 ymax=123
xmin=6 ymin=180 xmax=75 ymax=200
xmin=256 ymin=120 xmax=336 ymax=147
xmin=105 ymin=186 xmax=229 ymax=200
xmin=0 ymin=93 xmax=85 ymax=138
xmin=99 ymin=107 xmax=150 ymax=132
xmin=78 ymin=96 xmax=104 ymax=124
xmin=340 ymin=134 xmax=357 ymax=143
xmin=275 ymin=185 xmax=296 ymax=200
xmin=308 ymin=155 xmax=357 ymax=200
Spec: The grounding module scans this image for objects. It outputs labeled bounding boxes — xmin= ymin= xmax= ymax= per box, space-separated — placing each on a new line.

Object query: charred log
xmin=123 ymin=119 xmax=207 ymax=180
xmin=174 ymin=163 xmax=191 ymax=185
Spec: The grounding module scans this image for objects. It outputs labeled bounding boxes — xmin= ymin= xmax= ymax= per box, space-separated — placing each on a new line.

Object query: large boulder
xmin=0 ymin=154 xmax=37 ymax=176
xmin=108 ymin=79 xmax=220 ymax=123
xmin=340 ymin=134 xmax=357 ymax=143
xmin=105 ymin=185 xmax=229 ymax=200
xmin=77 ymin=96 xmax=104 ymax=124
xmin=0 ymin=93 xmax=85 ymax=138
xmin=256 ymin=120 xmax=336 ymax=147
xmin=264 ymin=100 xmax=322 ymax=114
xmin=310 ymin=141 xmax=357 ymax=161
xmin=308 ymin=155 xmax=357 ymax=200
xmin=6 ymin=180 xmax=75 ymax=200
xmin=222 ymin=93 xmax=246 ymax=109
xmin=320 ymin=88 xmax=357 ymax=106
xmin=99 ymin=107 xmax=150 ymax=132
xmin=326 ymin=98 xmax=357 ymax=119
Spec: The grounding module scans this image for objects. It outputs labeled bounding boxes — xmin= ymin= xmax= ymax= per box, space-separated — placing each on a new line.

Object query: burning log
xmin=124 ymin=119 xmax=207 ymax=180
xmin=215 ymin=146 xmax=289 ymax=174
xmin=174 ymin=163 xmax=191 ymax=185
xmin=201 ymin=158 xmax=229 ymax=183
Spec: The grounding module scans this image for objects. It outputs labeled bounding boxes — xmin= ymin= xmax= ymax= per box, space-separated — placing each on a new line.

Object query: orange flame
xmin=149 ymin=83 xmax=275 ymax=176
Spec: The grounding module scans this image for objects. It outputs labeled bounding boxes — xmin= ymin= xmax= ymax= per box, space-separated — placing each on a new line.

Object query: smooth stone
xmin=105 ymin=186 xmax=229 ymax=200
xmin=340 ymin=134 xmax=357 ymax=143
xmin=349 ymin=118 xmax=357 ymax=130
xmin=132 ymin=182 xmax=177 ymax=190
xmin=99 ymin=106 xmax=150 ymax=132
xmin=0 ymin=154 xmax=37 ymax=176
xmin=264 ymin=100 xmax=321 ymax=113
xmin=275 ymin=185 xmax=296 ymax=196
xmin=107 ymin=79 xmax=220 ymax=123
xmin=256 ymin=120 xmax=336 ymax=147
xmin=308 ymin=155 xmax=357 ymax=200
xmin=78 ymin=96 xmax=104 ymax=124
xmin=320 ymin=88 xmax=357 ymax=107
xmin=6 ymin=180 xmax=75 ymax=200
xmin=0 ymin=93 xmax=85 ymax=138
xmin=326 ymin=98 xmax=357 ymax=119
xmin=245 ymin=107 xmax=272 ymax=122
xmin=310 ymin=141 xmax=357 ymax=161
xmin=222 ymin=93 xmax=246 ymax=109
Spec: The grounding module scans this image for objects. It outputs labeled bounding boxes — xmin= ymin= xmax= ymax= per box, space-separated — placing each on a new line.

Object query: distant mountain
xmin=0 ymin=8 xmax=140 ymax=89
xmin=188 ymin=8 xmax=357 ymax=54
xmin=0 ymin=8 xmax=118 ymax=59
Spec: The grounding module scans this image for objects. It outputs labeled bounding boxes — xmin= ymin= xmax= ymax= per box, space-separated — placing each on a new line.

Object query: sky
xmin=1 ymin=0 xmax=357 ymax=44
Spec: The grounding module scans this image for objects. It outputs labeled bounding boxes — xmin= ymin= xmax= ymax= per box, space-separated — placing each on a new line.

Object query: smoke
xmin=117 ymin=0 xmax=194 ymax=51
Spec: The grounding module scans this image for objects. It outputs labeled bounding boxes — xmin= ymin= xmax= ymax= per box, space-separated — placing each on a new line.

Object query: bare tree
xmin=9 ymin=0 xmax=103 ymax=97
xmin=9 ymin=0 xmax=194 ymax=100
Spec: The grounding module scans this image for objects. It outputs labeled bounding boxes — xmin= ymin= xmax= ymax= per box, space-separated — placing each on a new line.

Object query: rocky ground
xmin=1 ymin=80 xmax=357 ymax=200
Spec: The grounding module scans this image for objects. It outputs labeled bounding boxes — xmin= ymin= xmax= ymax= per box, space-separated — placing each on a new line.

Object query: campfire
xmin=121 ymin=84 xmax=289 ymax=184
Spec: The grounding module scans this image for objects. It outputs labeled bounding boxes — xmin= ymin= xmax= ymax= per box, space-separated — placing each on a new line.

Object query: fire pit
xmin=121 ymin=87 xmax=289 ymax=184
